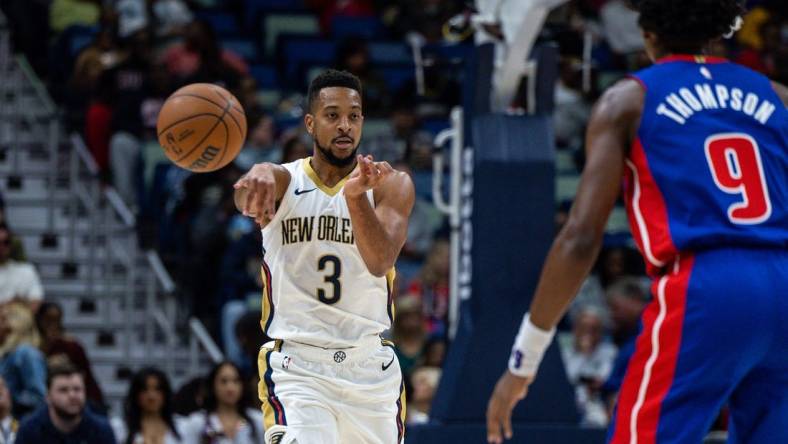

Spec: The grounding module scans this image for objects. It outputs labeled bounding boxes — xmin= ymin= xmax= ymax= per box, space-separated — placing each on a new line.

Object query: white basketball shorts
xmin=258 ymin=336 xmax=406 ymax=444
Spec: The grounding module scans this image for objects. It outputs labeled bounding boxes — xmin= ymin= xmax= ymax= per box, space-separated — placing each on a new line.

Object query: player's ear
xmin=304 ymin=113 xmax=314 ymax=135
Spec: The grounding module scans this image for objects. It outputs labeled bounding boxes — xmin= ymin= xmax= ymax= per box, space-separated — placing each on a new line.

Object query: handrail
xmin=104 ymin=188 xmax=136 ymax=227
xmin=14 ymin=55 xmax=56 ymax=115
xmin=146 ymin=250 xmax=175 ymax=293
xmin=189 ymin=318 xmax=224 ymax=363
xmin=70 ymin=134 xmax=100 ymax=175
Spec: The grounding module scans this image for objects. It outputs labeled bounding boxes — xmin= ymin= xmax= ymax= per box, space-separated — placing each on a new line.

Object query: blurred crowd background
xmin=0 ymin=0 xmax=786 ymax=441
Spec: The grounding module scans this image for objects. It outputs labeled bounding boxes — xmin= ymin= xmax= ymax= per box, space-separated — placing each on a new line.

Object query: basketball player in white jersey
xmin=233 ymin=69 xmax=415 ymax=444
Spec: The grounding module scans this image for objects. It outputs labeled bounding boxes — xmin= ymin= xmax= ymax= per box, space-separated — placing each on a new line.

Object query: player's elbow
xmin=558 ymin=221 xmax=603 ymax=260
xmin=367 ymin=263 xmax=392 ymax=278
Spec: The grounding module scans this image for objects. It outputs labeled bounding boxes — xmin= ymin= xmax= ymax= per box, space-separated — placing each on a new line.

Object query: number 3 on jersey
xmin=317 ymin=255 xmax=341 ymax=304
xmin=704 ymin=133 xmax=772 ymax=225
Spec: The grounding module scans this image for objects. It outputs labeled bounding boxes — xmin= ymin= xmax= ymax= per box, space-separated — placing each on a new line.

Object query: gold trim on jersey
xmin=259 ymin=340 xmax=285 ymax=430
xmin=302 ymin=157 xmax=356 ymax=196
xmin=386 ymin=268 xmax=396 ymax=323
xmin=260 ymin=262 xmax=274 ymax=334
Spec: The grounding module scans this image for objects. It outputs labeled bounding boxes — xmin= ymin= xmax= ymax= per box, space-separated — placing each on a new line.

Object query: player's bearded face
xmin=308 ymin=87 xmax=364 ymax=167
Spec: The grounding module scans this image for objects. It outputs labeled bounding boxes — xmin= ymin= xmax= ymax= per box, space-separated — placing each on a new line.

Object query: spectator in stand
xmin=149 ymin=0 xmax=194 ymax=41
xmin=0 ymin=200 xmax=27 ymax=261
xmin=335 ymin=38 xmax=390 ymax=117
xmin=280 ymin=135 xmax=311 ymax=163
xmin=49 ymin=0 xmax=100 ymax=36
xmin=554 ymin=57 xmax=591 ymax=151
xmin=306 ymin=0 xmax=376 ymax=34
xmin=15 ymin=363 xmax=115 ymax=444
xmin=393 ymin=162 xmax=444 ymax=261
xmin=233 ymin=311 xmax=268 ymax=409
xmin=736 ymin=18 xmax=784 ymax=77
xmin=406 ymin=239 xmax=450 ymax=335
xmin=234 ymin=113 xmax=281 ymax=170
xmin=366 ymin=99 xmax=434 ymax=164
xmin=559 ymin=306 xmax=616 ymax=426
xmin=35 ymin=302 xmax=105 ymax=414
xmin=406 ymin=366 xmax=441 ymax=425
xmin=604 ymin=277 xmax=649 ymax=347
xmin=0 ymin=376 xmax=18 ymax=444
xmin=390 ymin=296 xmax=427 ymax=377
xmin=388 ymin=0 xmax=460 ymax=43
xmin=421 ymin=336 xmax=447 ymax=368
xmin=111 ymin=368 xmax=183 ymax=444
xmin=0 ymin=303 xmax=46 ymax=418
xmin=102 ymin=28 xmax=153 ymax=208
xmin=601 ymin=278 xmax=650 ymax=416
xmin=161 ymin=20 xmax=247 ymax=87
xmin=179 ymin=362 xmax=263 ymax=444
xmin=84 ymin=62 xmax=116 ymax=181
xmin=0 ymin=226 xmax=42 ymax=306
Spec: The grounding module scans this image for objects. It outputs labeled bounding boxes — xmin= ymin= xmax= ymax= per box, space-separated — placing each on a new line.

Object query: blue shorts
xmin=607 ymin=247 xmax=788 ymax=444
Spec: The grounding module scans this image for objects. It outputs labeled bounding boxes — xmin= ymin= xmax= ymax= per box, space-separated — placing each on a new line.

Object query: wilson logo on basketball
xmin=188 ymin=145 xmax=221 ymax=170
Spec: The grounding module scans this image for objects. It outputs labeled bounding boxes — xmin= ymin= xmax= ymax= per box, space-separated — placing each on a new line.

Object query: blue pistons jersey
xmin=607 ymin=56 xmax=788 ymax=444
xmin=623 ymin=55 xmax=787 ymax=274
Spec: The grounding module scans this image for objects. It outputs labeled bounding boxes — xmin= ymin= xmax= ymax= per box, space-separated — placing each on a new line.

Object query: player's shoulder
xmin=593 ymin=78 xmax=645 ymax=123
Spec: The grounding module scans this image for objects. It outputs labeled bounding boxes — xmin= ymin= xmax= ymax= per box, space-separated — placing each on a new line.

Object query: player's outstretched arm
xmin=486 ymin=78 xmax=643 ymax=443
xmin=345 ymin=154 xmax=415 ymax=277
xmin=233 ymin=163 xmax=291 ymax=227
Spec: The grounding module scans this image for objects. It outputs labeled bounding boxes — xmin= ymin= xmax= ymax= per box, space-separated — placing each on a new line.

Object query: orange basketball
xmin=157 ymin=83 xmax=247 ymax=172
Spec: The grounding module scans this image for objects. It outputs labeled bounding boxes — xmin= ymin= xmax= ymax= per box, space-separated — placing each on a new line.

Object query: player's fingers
xmin=486 ymin=405 xmax=503 ymax=444
xmin=502 ymin=409 xmax=513 ymax=440
xmin=233 ymin=174 xmax=249 ymax=189
xmin=264 ymin=188 xmax=276 ymax=218
xmin=244 ymin=187 xmax=257 ymax=216
xmin=378 ymin=161 xmax=394 ymax=177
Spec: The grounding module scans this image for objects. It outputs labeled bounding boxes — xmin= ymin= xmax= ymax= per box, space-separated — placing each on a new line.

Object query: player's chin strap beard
xmin=315 ymin=139 xmax=358 ymax=167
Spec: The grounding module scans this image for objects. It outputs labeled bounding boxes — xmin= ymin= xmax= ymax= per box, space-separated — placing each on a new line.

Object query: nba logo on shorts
xmin=281 ymin=356 xmax=292 ymax=370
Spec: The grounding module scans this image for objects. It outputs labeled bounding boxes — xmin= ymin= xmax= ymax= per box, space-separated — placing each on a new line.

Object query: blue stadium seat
xmin=249 ymin=64 xmax=279 ymax=89
xmin=368 ymin=41 xmax=411 ymax=65
xmin=422 ymin=43 xmax=473 ymax=65
xmin=379 ymin=65 xmax=415 ymax=93
xmin=279 ymin=37 xmax=336 ymax=87
xmin=196 ymin=11 xmax=240 ymax=37
xmin=221 ymin=38 xmax=259 ymax=63
xmin=330 ymin=16 xmax=384 ymax=39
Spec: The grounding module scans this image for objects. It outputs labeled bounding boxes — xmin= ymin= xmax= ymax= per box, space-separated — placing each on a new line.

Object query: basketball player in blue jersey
xmin=233 ymin=70 xmax=415 ymax=444
xmin=487 ymin=1 xmax=788 ymax=443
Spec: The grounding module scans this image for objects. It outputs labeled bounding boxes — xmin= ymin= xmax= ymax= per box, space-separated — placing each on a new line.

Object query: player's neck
xmin=309 ymin=155 xmax=357 ymax=188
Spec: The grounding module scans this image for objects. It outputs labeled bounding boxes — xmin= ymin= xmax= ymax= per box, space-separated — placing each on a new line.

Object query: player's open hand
xmin=344 ymin=154 xmax=394 ymax=198
xmin=486 ymin=371 xmax=533 ymax=443
xmin=234 ymin=163 xmax=277 ymax=225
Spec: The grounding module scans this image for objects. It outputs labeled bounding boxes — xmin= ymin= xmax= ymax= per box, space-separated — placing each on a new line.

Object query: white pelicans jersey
xmin=260 ymin=158 xmax=395 ymax=348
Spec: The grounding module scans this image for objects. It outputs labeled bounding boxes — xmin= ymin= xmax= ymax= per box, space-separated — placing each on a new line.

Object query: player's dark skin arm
xmin=771 ymin=81 xmax=788 ymax=107
xmin=486 ymin=78 xmax=643 ymax=443
xmin=528 ymin=78 xmax=642 ymax=329
xmin=345 ymin=155 xmax=415 ymax=277
xmin=233 ymin=163 xmax=291 ymax=227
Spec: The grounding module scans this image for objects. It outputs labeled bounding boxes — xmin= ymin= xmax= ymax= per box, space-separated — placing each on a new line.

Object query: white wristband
xmin=508 ymin=313 xmax=556 ymax=378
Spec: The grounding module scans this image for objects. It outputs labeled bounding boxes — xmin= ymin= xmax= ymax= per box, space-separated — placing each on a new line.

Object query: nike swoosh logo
xmin=294 ymin=188 xmax=317 ymax=195
xmin=382 ymin=355 xmax=396 ymax=371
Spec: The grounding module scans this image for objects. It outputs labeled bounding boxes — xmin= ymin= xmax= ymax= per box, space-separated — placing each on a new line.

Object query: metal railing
xmin=1 ymin=44 xmax=220 ymax=379
xmin=432 ymin=107 xmax=465 ymax=340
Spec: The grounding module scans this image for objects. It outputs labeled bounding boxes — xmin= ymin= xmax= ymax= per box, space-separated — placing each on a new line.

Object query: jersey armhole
xmin=263 ymin=160 xmax=299 ymax=231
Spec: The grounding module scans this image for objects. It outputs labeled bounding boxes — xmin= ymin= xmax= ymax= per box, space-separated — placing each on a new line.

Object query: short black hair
xmin=306 ymin=69 xmax=362 ymax=112
xmin=633 ymin=0 xmax=745 ymax=53
xmin=47 ymin=362 xmax=83 ymax=389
